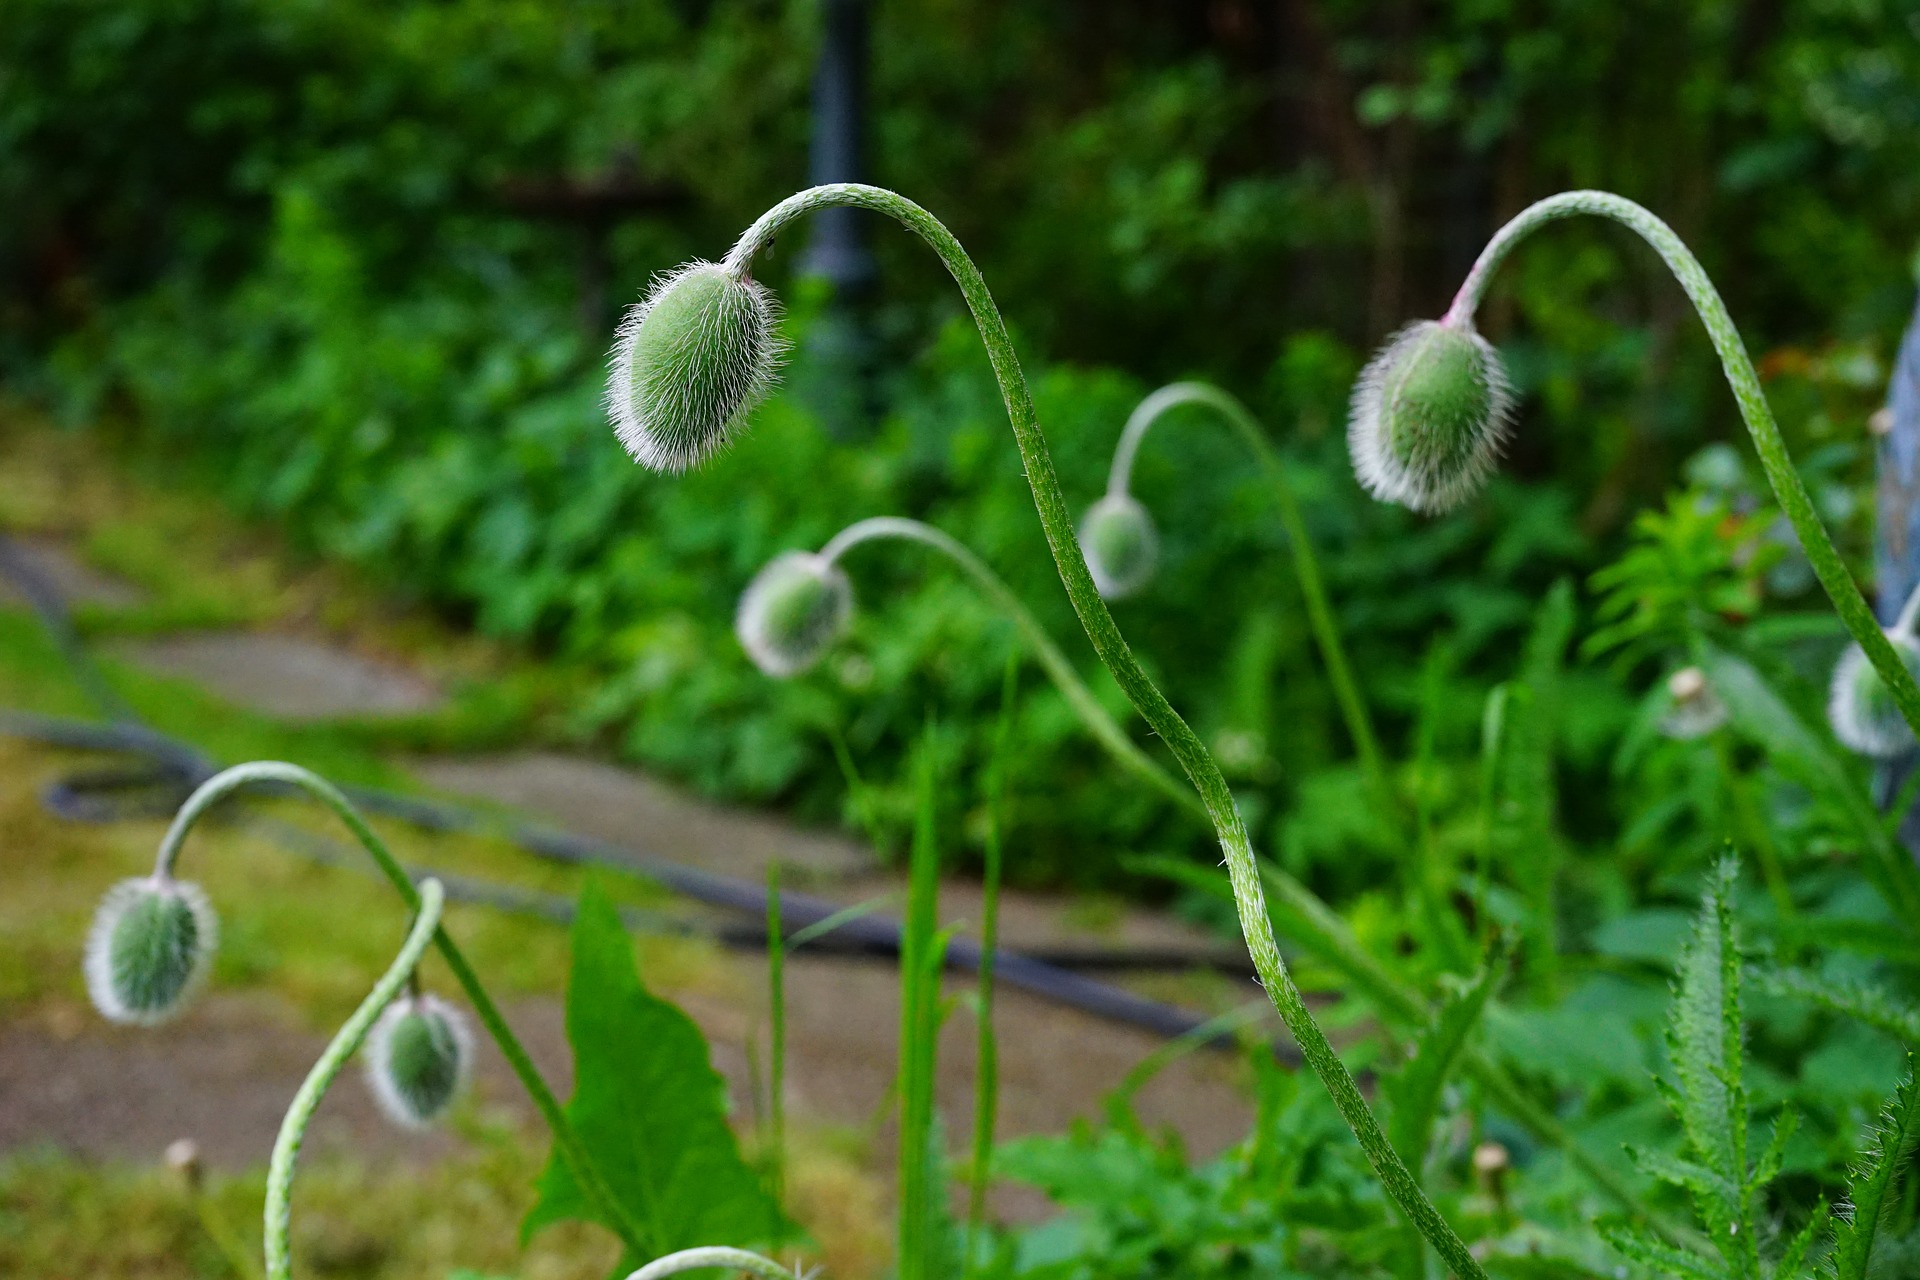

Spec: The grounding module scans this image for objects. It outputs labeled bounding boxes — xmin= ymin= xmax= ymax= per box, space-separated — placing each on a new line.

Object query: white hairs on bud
xmin=1830 ymin=634 xmax=1920 ymax=758
xmin=607 ymin=261 xmax=785 ymax=473
xmin=363 ymin=994 xmax=473 ymax=1129
xmin=1348 ymin=320 xmax=1514 ymax=514
xmin=736 ymin=551 xmax=855 ymax=678
xmin=1079 ymin=493 xmax=1159 ymax=600
xmin=84 ymin=876 xmax=218 ymax=1027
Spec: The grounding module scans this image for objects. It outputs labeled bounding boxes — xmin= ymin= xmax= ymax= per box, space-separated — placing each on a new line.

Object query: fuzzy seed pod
xmin=608 ymin=261 xmax=783 ymax=472
xmin=1830 ymin=633 xmax=1920 ymax=757
xmin=363 ymin=994 xmax=472 ymax=1129
xmin=736 ymin=551 xmax=854 ymax=677
xmin=1079 ymin=493 xmax=1159 ymax=600
xmin=1658 ymin=666 xmax=1727 ymax=740
xmin=1349 ymin=319 xmax=1514 ymax=514
xmin=84 ymin=876 xmax=218 ymax=1026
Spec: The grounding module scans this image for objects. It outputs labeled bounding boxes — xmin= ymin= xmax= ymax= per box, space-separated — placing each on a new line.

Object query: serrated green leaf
xmin=524 ymin=880 xmax=784 ymax=1271
xmin=1626 ymin=1145 xmax=1737 ymax=1203
xmin=1776 ymin=1199 xmax=1829 ymax=1279
xmin=1832 ymin=1063 xmax=1920 ymax=1280
xmin=1602 ymin=1226 xmax=1728 ymax=1280
xmin=1668 ymin=861 xmax=1745 ymax=1203
xmin=1758 ymin=966 xmax=1920 ymax=1044
xmin=1384 ymin=935 xmax=1510 ymax=1172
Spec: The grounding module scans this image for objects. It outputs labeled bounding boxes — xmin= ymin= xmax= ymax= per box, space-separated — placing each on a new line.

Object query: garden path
xmin=0 ymin=539 xmax=1262 ymax=1213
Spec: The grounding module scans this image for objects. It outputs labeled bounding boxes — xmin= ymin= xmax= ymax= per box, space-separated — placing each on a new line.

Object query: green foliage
xmin=1831 ymin=1067 xmax=1920 ymax=1280
xmin=525 ymin=879 xmax=782 ymax=1272
xmin=1383 ymin=936 xmax=1509 ymax=1174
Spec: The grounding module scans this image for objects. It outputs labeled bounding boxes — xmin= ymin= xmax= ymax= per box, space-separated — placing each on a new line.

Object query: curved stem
xmin=265 ymin=879 xmax=445 ymax=1280
xmin=820 ymin=515 xmax=1199 ymax=816
xmin=1107 ymin=381 xmax=1389 ymax=798
xmin=155 ymin=762 xmax=645 ymax=1255
xmin=728 ymin=183 xmax=1488 ymax=1279
xmin=1446 ymin=190 xmax=1920 ymax=751
xmin=624 ymin=1247 xmax=802 ymax=1280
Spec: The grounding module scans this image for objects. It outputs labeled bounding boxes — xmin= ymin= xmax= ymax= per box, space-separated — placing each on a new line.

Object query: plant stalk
xmin=265 ymin=879 xmax=445 ymax=1280
xmin=729 ymin=183 xmax=1488 ymax=1280
xmin=156 ymin=762 xmax=645 ymax=1255
xmin=1106 ymin=381 xmax=1389 ymax=799
xmin=1447 ymin=190 xmax=1920 ymax=750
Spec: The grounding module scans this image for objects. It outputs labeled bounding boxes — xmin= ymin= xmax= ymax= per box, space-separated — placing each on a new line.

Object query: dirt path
xmin=0 ymin=538 xmax=1263 ymax=1221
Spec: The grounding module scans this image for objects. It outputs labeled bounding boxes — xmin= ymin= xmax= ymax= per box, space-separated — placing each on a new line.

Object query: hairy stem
xmin=1106 ymin=381 xmax=1389 ymax=801
xmin=155 ymin=762 xmax=644 ymax=1254
xmin=624 ymin=1247 xmax=802 ymax=1280
xmin=1446 ymin=190 xmax=1920 ymax=751
xmin=730 ymin=184 xmax=1487 ymax=1279
xmin=266 ymin=879 xmax=445 ymax=1280
xmin=820 ymin=515 xmax=1198 ymax=814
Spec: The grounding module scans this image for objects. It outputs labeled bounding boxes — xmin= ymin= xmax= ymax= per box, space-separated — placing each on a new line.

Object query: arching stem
xmin=1446 ymin=190 xmax=1920 ymax=751
xmin=265 ymin=879 xmax=445 ymax=1280
xmin=1106 ymin=381 xmax=1389 ymax=803
xmin=819 ymin=515 xmax=1199 ymax=816
xmin=624 ymin=1247 xmax=803 ymax=1280
xmin=727 ymin=183 xmax=1488 ymax=1280
xmin=156 ymin=762 xmax=644 ymax=1255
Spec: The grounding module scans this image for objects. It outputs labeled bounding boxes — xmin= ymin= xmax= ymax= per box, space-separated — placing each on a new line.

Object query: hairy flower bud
xmin=364 ymin=994 xmax=472 ymax=1129
xmin=1658 ymin=666 xmax=1727 ymax=740
xmin=1079 ymin=493 xmax=1159 ymax=600
xmin=608 ymin=262 xmax=782 ymax=472
xmin=736 ymin=551 xmax=854 ymax=677
xmin=84 ymin=876 xmax=218 ymax=1026
xmin=1349 ymin=319 xmax=1513 ymax=513
xmin=1830 ymin=633 xmax=1920 ymax=757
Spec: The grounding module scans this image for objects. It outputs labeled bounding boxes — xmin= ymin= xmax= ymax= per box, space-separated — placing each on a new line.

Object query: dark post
xmin=792 ymin=0 xmax=879 ymax=439
xmin=1874 ymin=287 xmax=1920 ymax=847
xmin=801 ymin=0 xmax=877 ymax=294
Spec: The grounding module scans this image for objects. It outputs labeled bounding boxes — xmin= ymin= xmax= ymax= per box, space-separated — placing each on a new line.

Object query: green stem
xmin=265 ymin=878 xmax=445 ymax=1280
xmin=1106 ymin=381 xmax=1389 ymax=799
xmin=1447 ymin=190 xmax=1920 ymax=748
xmin=623 ymin=1247 xmax=802 ymax=1280
xmin=155 ymin=762 xmax=645 ymax=1255
xmin=728 ymin=184 xmax=1487 ymax=1280
xmin=820 ymin=515 xmax=1199 ymax=816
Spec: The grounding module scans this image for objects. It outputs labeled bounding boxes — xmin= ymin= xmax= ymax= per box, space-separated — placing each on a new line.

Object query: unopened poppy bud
xmin=363 ymin=994 xmax=472 ymax=1129
xmin=736 ymin=551 xmax=854 ymax=677
xmin=608 ymin=262 xmax=783 ymax=472
xmin=1079 ymin=493 xmax=1159 ymax=600
xmin=1659 ymin=666 xmax=1727 ymax=740
xmin=1349 ymin=319 xmax=1513 ymax=513
xmin=1830 ymin=633 xmax=1920 ymax=757
xmin=84 ymin=876 xmax=218 ymax=1026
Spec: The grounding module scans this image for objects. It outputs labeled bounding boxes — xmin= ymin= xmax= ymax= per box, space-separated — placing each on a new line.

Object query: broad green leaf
xmin=524 ymin=880 xmax=783 ymax=1271
xmin=1832 ymin=1064 xmax=1920 ymax=1280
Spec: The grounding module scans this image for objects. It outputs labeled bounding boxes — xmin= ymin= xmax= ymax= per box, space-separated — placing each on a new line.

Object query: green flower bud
xmin=1079 ymin=493 xmax=1159 ymax=600
xmin=364 ymin=994 xmax=472 ymax=1129
xmin=84 ymin=876 xmax=218 ymax=1026
xmin=736 ymin=551 xmax=854 ymax=677
xmin=608 ymin=261 xmax=783 ymax=472
xmin=1349 ymin=319 xmax=1513 ymax=513
xmin=1829 ymin=632 xmax=1920 ymax=757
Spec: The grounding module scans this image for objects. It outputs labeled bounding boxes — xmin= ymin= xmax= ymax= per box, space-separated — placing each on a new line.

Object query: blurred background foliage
xmin=1 ymin=0 xmax=1918 ymax=889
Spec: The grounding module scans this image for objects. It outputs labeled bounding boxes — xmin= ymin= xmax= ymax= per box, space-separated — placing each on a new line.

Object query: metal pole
xmin=1874 ymin=287 xmax=1920 ymax=846
xmin=800 ymin=0 xmax=876 ymax=294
